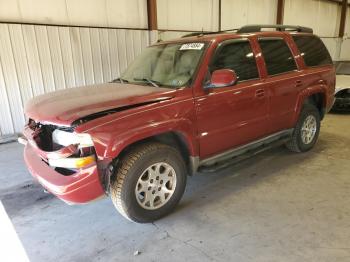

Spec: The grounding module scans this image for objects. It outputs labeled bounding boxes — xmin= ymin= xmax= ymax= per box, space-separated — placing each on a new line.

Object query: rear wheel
xmin=286 ymin=103 xmax=321 ymax=153
xmin=110 ymin=143 xmax=187 ymax=223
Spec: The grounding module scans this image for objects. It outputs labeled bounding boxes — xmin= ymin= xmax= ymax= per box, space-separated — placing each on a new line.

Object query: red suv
xmin=20 ymin=25 xmax=335 ymax=222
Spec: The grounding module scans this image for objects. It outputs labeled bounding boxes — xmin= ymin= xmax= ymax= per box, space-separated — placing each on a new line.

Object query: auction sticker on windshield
xmin=180 ymin=43 xmax=205 ymax=50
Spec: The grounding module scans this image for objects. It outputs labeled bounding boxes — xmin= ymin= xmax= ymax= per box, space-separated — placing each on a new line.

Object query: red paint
xmin=24 ymin=145 xmax=104 ymax=203
xmin=78 ymin=87 xmax=199 ymax=160
xmin=25 ymin=83 xmax=176 ymax=126
xmin=22 ymin=31 xmax=335 ymax=204
xmin=210 ymin=69 xmax=238 ymax=87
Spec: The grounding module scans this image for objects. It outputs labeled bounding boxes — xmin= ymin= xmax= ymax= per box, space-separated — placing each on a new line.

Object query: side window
xmin=292 ymin=35 xmax=333 ymax=67
xmin=258 ymin=38 xmax=297 ymax=76
xmin=210 ymin=40 xmax=259 ymax=82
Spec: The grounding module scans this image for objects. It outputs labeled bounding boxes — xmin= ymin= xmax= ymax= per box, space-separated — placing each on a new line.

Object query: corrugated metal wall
xmin=284 ymin=0 xmax=349 ymax=60
xmin=158 ymin=0 xmax=347 ymax=62
xmin=0 ymin=23 xmax=154 ymax=135
xmin=340 ymin=6 xmax=350 ymax=60
xmin=157 ymin=0 xmax=219 ymax=31
xmin=221 ymin=0 xmax=278 ymax=30
xmin=0 ymin=0 xmax=148 ymax=29
xmin=284 ymin=0 xmax=341 ymax=37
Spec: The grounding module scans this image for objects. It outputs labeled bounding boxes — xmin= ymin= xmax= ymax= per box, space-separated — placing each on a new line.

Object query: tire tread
xmin=286 ymin=103 xmax=320 ymax=153
xmin=110 ymin=143 xmax=182 ymax=222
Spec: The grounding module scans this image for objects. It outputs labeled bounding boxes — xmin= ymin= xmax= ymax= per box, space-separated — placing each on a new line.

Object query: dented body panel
xmin=25 ymin=83 xmax=176 ymax=126
xmin=75 ymin=88 xmax=199 ymax=160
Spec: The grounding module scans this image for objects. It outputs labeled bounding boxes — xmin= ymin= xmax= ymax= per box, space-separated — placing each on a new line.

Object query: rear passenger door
xmin=258 ymin=37 xmax=301 ymax=133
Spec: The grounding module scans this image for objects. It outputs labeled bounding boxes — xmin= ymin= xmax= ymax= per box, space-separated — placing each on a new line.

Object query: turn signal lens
xmin=75 ymin=156 xmax=95 ymax=168
xmin=49 ymin=155 xmax=95 ymax=169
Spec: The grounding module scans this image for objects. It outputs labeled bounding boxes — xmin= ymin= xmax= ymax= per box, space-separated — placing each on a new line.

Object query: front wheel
xmin=110 ymin=143 xmax=187 ymax=223
xmin=286 ymin=103 xmax=321 ymax=153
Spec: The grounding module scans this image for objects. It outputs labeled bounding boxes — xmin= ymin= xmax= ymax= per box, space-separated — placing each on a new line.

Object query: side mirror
xmin=205 ymin=69 xmax=238 ymax=88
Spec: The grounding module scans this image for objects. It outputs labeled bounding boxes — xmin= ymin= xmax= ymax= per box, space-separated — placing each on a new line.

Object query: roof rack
xmin=181 ymin=31 xmax=220 ymax=38
xmin=237 ymin=24 xmax=313 ymax=33
xmin=181 ymin=28 xmax=238 ymax=38
xmin=181 ymin=24 xmax=313 ymax=38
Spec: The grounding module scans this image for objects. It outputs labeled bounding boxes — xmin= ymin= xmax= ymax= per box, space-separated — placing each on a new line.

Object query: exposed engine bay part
xmin=22 ymin=120 xmax=98 ymax=176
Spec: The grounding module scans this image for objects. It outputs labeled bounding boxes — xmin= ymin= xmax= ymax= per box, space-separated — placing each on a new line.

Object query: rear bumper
xmin=24 ymin=144 xmax=105 ymax=204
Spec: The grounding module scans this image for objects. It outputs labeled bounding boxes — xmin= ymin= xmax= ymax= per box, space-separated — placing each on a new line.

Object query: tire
xmin=286 ymin=103 xmax=321 ymax=153
xmin=110 ymin=142 xmax=187 ymax=223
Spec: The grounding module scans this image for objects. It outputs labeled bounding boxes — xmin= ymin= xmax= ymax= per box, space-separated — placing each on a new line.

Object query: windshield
xmin=335 ymin=61 xmax=350 ymax=75
xmin=120 ymin=42 xmax=206 ymax=88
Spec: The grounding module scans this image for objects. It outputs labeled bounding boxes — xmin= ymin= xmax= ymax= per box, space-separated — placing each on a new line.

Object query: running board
xmin=198 ymin=129 xmax=293 ymax=173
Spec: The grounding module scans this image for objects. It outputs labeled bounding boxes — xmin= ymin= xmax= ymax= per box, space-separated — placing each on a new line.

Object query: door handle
xmin=255 ymin=89 xmax=265 ymax=98
xmin=295 ymin=80 xmax=303 ymax=87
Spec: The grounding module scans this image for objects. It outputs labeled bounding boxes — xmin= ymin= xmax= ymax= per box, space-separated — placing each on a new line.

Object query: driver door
xmin=195 ymin=39 xmax=269 ymax=159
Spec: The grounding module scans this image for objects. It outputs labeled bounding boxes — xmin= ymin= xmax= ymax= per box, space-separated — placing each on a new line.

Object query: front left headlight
xmin=52 ymin=129 xmax=94 ymax=148
xmin=76 ymin=133 xmax=94 ymax=148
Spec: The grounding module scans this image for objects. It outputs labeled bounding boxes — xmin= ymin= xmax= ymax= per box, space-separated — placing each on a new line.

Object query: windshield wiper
xmin=111 ymin=77 xmax=129 ymax=84
xmin=133 ymin=78 xmax=161 ymax=88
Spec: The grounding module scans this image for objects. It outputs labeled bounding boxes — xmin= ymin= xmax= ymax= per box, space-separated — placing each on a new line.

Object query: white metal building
xmin=1 ymin=1 xmax=350 ymax=261
xmin=0 ymin=0 xmax=349 ymax=136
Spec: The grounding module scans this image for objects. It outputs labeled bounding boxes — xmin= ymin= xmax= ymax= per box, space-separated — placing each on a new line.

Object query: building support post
xmin=218 ymin=0 xmax=222 ymax=31
xmin=335 ymin=0 xmax=348 ymax=60
xmin=147 ymin=0 xmax=158 ymax=31
xmin=339 ymin=0 xmax=348 ymax=38
xmin=277 ymin=0 xmax=285 ymax=24
xmin=147 ymin=0 xmax=158 ymax=43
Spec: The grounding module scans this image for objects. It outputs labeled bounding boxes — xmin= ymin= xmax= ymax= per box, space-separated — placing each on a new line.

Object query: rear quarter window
xmin=292 ymin=35 xmax=333 ymax=67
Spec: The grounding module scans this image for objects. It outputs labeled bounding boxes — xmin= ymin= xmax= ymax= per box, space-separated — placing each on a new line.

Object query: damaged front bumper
xmin=20 ymin=125 xmax=105 ymax=204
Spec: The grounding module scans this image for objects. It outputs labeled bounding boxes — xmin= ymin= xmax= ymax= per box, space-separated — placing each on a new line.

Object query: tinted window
xmin=210 ymin=40 xmax=259 ymax=82
xmin=259 ymin=38 xmax=297 ymax=76
xmin=292 ymin=35 xmax=332 ymax=67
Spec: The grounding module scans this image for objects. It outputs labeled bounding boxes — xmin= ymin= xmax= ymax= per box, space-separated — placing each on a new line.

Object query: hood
xmin=25 ymin=83 xmax=175 ymax=126
xmin=336 ymin=75 xmax=350 ymax=92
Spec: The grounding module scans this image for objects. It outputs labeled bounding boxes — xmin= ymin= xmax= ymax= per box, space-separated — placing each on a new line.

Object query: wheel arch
xmin=305 ymin=92 xmax=326 ymax=119
xmin=294 ymin=86 xmax=327 ymax=124
xmin=117 ymin=131 xmax=195 ymax=171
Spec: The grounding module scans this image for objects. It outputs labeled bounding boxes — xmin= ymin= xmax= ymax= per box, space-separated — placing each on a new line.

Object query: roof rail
xmin=181 ymin=31 xmax=219 ymax=38
xmin=180 ymin=25 xmax=312 ymax=38
xmin=181 ymin=28 xmax=239 ymax=38
xmin=237 ymin=24 xmax=313 ymax=33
